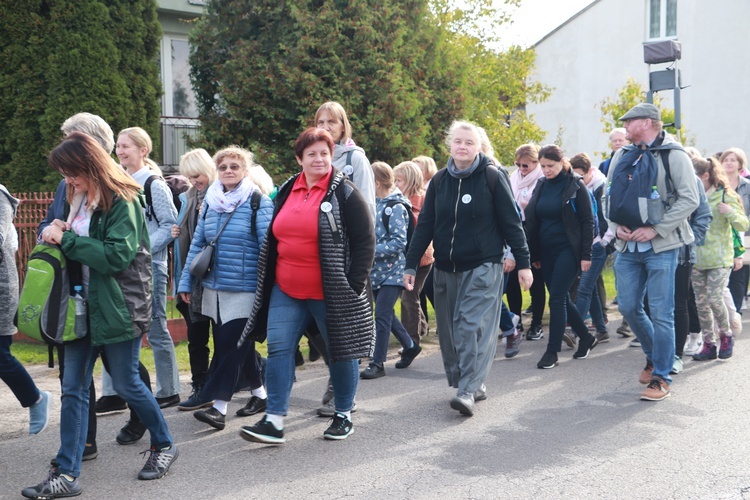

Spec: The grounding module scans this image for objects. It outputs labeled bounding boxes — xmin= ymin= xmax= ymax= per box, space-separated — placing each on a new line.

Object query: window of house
xmin=160 ymin=35 xmax=198 ymax=118
xmin=648 ymin=0 xmax=677 ymax=39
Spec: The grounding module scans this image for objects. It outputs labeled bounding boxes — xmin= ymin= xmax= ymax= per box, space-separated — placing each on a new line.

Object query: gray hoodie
xmin=333 ymin=142 xmax=376 ymax=222
xmin=0 ymin=184 xmax=20 ymax=336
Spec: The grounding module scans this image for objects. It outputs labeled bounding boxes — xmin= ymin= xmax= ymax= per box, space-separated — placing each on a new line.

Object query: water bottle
xmin=649 ymin=185 xmax=660 ymax=200
xmin=73 ymin=285 xmax=87 ymax=337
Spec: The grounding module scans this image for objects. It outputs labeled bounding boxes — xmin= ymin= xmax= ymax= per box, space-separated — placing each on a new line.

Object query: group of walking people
xmin=4 ymin=101 xmax=748 ymax=499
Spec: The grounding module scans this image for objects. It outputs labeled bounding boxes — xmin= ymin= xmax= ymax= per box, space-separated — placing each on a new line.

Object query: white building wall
xmin=527 ymin=0 xmax=750 ymax=160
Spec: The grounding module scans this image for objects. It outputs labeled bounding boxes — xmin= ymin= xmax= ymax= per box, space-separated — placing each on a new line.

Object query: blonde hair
xmin=315 ymin=101 xmax=352 ymax=143
xmin=412 ymin=155 xmax=438 ymax=182
xmin=118 ymin=127 xmax=161 ymax=175
xmin=248 ymin=165 xmax=274 ymax=195
xmin=393 ymin=161 xmax=424 ymax=198
xmin=179 ymin=148 xmax=217 ymax=183
xmin=371 ymin=161 xmax=394 ymax=189
xmin=515 ymin=143 xmax=540 ymax=162
xmin=213 ymin=146 xmax=254 ymax=175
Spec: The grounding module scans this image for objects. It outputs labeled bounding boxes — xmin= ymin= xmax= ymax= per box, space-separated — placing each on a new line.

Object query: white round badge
xmin=384 ymin=207 xmax=393 ymax=216
xmin=320 ymin=202 xmax=333 ymax=213
xmin=462 ymin=194 xmax=472 ymax=204
xmin=344 ymin=165 xmax=354 ymax=176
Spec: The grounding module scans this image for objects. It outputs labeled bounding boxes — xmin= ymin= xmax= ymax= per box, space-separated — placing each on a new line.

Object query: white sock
xmin=213 ymin=399 xmax=228 ymax=415
xmin=265 ymin=413 xmax=284 ymax=430
xmin=341 ymin=411 xmax=351 ymax=419
xmin=251 ymin=386 xmax=267 ymax=399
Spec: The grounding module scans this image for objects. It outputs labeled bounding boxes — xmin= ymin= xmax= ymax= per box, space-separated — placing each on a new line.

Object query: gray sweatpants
xmin=433 ymin=262 xmax=504 ymax=396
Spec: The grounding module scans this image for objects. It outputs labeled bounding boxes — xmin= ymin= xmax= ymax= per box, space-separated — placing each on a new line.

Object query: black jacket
xmin=405 ymin=153 xmax=530 ymax=273
xmin=525 ymin=169 xmax=594 ymax=265
xmin=238 ymin=169 xmax=376 ymax=362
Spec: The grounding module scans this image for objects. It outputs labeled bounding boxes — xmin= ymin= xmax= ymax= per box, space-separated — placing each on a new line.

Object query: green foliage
xmin=190 ymin=0 xmax=547 ymax=177
xmin=0 ymin=1 xmax=162 ymax=192
xmin=598 ymin=77 xmax=692 ymax=158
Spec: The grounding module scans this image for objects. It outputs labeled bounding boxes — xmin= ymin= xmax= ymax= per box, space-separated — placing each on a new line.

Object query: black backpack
xmin=144 ymin=174 xmax=183 ymax=223
xmin=382 ymin=200 xmax=416 ymax=252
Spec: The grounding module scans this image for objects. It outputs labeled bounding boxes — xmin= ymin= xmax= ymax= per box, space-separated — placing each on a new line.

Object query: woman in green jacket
xmin=23 ymin=133 xmax=178 ymax=500
xmin=691 ymin=156 xmax=749 ymax=362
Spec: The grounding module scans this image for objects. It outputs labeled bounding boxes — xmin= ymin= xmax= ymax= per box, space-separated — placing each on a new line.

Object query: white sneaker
xmin=684 ymin=333 xmax=702 ymax=356
xmin=730 ymin=312 xmax=743 ymax=336
xmin=629 ymin=337 xmax=641 ymax=348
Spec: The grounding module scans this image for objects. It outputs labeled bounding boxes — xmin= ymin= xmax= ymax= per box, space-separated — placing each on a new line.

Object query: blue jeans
xmin=0 ymin=335 xmax=40 ymax=408
xmin=614 ymin=247 xmax=678 ymax=383
xmin=147 ymin=261 xmax=180 ymax=398
xmin=265 ymin=285 xmax=358 ymax=416
xmin=575 ymin=242 xmax=608 ymax=333
xmin=373 ymin=286 xmax=413 ymax=363
xmin=57 ymin=336 xmax=172 ymax=477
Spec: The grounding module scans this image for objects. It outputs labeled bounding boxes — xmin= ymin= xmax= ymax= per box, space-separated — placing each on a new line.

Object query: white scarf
xmin=204 ymin=177 xmax=256 ymax=213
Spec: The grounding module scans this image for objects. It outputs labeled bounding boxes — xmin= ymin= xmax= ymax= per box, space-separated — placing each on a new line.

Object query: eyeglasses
xmin=514 ymin=162 xmax=533 ymax=169
xmin=218 ymin=164 xmax=241 ymax=172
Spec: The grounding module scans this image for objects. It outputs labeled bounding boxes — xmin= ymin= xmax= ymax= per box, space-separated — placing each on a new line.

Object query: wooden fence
xmin=13 ymin=192 xmax=55 ymax=286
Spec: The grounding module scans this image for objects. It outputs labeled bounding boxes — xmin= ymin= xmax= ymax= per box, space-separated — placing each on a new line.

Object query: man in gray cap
xmin=604 ymin=103 xmax=699 ymax=401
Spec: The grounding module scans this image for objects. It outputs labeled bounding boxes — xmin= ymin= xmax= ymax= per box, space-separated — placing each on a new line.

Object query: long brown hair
xmin=693 ymin=156 xmax=734 ymax=194
xmin=49 ymin=132 xmax=141 ymax=212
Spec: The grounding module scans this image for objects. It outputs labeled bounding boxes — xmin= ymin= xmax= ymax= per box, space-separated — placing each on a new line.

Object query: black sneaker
xmin=50 ymin=443 xmax=98 ymax=467
xmin=395 ymin=345 xmax=422 ymax=369
xmin=537 ymin=351 xmax=558 ymax=369
xmin=22 ymin=469 xmax=81 ymax=499
xmin=194 ymin=407 xmax=226 ymax=430
xmin=573 ymin=335 xmax=599 ymax=359
xmin=323 ymin=413 xmax=354 ymax=440
xmin=236 ymin=396 xmax=268 ymax=417
xmin=239 ymin=416 xmax=285 ymax=444
xmin=360 ymin=362 xmax=385 ymax=379
xmin=137 ymin=444 xmax=179 ymax=480
xmin=177 ymin=387 xmax=214 ymax=411
xmin=95 ymin=395 xmax=126 ymax=414
xmin=155 ymin=394 xmax=181 ymax=409
xmin=116 ymin=419 xmax=146 ymax=445
xmin=526 ymin=324 xmax=544 ymax=341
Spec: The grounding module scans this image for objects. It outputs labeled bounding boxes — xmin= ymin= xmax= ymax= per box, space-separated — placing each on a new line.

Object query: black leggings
xmin=506 ymin=265 xmax=546 ymax=327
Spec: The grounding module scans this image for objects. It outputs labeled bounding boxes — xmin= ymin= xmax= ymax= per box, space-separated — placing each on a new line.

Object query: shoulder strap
xmin=346 ymin=150 xmax=353 ymax=167
xmin=250 ymin=190 xmax=262 ymax=237
xmin=144 ymin=174 xmax=161 ymax=223
xmin=485 ymin=164 xmax=500 ymax=197
xmin=383 ymin=199 xmax=405 ymax=234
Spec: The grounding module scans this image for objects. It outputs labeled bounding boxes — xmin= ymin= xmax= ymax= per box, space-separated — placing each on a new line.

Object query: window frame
xmin=646 ymin=0 xmax=678 ymax=41
xmin=160 ymin=34 xmax=198 ymax=118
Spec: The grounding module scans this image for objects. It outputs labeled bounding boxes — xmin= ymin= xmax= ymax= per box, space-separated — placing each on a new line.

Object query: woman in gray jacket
xmin=1 ymin=184 xmax=51 ymax=435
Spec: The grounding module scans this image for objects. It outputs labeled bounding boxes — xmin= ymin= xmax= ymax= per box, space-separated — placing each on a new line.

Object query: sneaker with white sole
xmin=137 ymin=444 xmax=179 ymax=480
xmin=684 ymin=333 xmax=702 ymax=356
xmin=22 ymin=469 xmax=81 ymax=499
xmin=317 ymin=398 xmax=358 ymax=418
xmin=670 ymin=356 xmax=684 ymax=375
xmin=629 ymin=337 xmax=641 ymax=348
xmin=239 ymin=416 xmax=285 ymax=444
xmin=323 ymin=413 xmax=354 ymax=440
xmin=640 ymin=377 xmax=670 ymax=401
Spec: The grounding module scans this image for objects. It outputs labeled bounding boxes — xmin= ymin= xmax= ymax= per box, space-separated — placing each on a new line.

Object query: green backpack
xmin=14 ymin=243 xmax=87 ymax=345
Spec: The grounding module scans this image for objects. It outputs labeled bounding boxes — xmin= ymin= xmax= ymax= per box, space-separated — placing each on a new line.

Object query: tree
xmin=0 ymin=1 xmax=162 ymax=192
xmin=597 ymin=77 xmax=692 ymax=158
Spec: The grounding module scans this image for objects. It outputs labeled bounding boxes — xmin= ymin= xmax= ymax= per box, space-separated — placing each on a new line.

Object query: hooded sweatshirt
xmin=371 ymin=188 xmax=411 ymax=289
xmin=332 ymin=140 xmax=376 ymax=221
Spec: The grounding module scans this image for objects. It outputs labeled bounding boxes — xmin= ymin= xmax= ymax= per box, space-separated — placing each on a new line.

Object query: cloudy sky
xmin=497 ymin=0 xmax=595 ymax=48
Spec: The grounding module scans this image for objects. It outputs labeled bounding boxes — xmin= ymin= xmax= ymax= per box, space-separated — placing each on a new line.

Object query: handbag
xmin=189 ymin=205 xmax=239 ymax=278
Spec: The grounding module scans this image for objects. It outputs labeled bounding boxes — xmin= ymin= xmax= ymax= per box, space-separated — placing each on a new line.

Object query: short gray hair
xmin=61 ymin=113 xmax=115 ymax=154
xmin=444 ymin=120 xmax=481 ymax=149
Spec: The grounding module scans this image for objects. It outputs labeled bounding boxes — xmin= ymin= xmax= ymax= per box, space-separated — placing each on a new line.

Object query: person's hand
xmin=171 ymin=224 xmax=181 ymax=238
xmin=531 ymin=261 xmax=541 ymax=269
xmin=42 ymin=225 xmax=64 ymax=245
xmin=616 ymin=225 xmax=633 ymax=241
xmin=180 ymin=292 xmax=191 ymax=304
xmin=50 ymin=219 xmax=71 ymax=231
xmin=734 ymin=257 xmax=744 ymax=271
xmin=581 ymin=260 xmax=591 ymax=272
xmin=503 ymin=258 xmax=516 ymax=273
xmin=630 ymin=226 xmax=658 ymax=242
xmin=403 ymin=274 xmax=416 ymax=291
xmin=518 ymin=268 xmax=533 ymax=291
xmin=718 ymin=202 xmax=734 ymax=215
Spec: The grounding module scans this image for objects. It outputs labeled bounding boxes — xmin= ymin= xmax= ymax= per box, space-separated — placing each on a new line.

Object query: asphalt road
xmin=2 ymin=316 xmax=750 ymax=499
